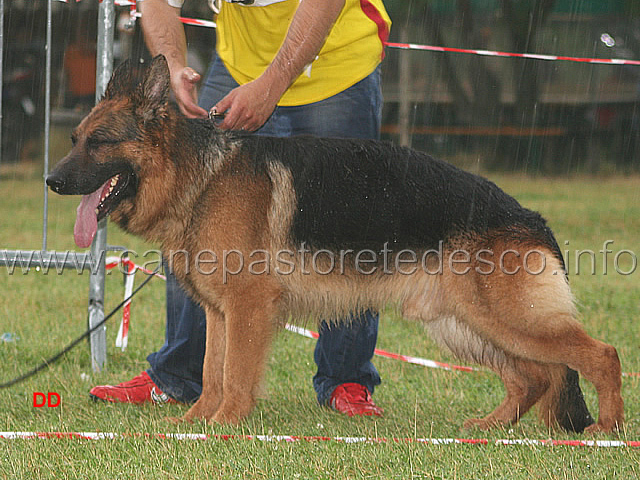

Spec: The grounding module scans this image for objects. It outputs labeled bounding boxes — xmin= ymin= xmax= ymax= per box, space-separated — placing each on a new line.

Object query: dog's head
xmin=47 ymin=55 xmax=173 ymax=247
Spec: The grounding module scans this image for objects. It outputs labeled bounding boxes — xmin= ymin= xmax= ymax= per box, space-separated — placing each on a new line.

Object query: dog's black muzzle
xmin=47 ymin=152 xmax=136 ymax=196
xmin=46 ymin=171 xmax=67 ymax=194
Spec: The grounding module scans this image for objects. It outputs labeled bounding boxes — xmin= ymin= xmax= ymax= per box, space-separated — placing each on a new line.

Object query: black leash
xmin=0 ymin=270 xmax=157 ymax=389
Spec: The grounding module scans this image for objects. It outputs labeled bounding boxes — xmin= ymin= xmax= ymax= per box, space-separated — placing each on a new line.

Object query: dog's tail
xmin=538 ymin=365 xmax=594 ymax=433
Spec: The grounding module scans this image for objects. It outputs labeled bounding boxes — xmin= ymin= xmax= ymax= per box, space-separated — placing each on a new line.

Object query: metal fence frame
xmin=0 ymin=0 xmax=119 ymax=372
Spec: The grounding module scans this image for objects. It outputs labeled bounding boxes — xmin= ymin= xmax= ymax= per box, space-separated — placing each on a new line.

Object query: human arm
xmin=214 ymin=0 xmax=346 ymax=131
xmin=138 ymin=0 xmax=208 ymax=118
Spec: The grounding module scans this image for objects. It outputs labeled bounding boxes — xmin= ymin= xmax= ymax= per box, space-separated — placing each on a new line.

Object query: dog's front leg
xmin=210 ymin=289 xmax=279 ymax=425
xmin=181 ymin=305 xmax=226 ymax=423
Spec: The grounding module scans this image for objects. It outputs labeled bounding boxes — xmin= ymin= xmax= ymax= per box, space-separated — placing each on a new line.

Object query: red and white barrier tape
xmin=115 ymin=259 xmax=134 ymax=351
xmin=105 ymin=256 xmax=165 ymax=350
xmin=284 ymin=324 xmax=476 ymax=373
xmin=127 ymin=11 xmax=218 ymax=29
xmin=56 ymin=0 xmax=136 ymax=4
xmin=1 ymin=431 xmax=638 ymax=447
xmin=54 ymin=0 xmax=640 ymax=66
xmin=384 ymin=42 xmax=640 ymax=66
xmin=178 ymin=16 xmax=217 ymax=29
xmin=103 ymin=257 xmax=640 ymax=378
xmin=169 ymin=18 xmax=640 ymax=66
xmin=105 ymin=256 xmax=166 ymax=280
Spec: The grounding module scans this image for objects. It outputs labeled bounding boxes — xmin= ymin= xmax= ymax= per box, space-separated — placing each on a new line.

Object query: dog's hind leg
xmin=463 ymin=357 xmax=554 ymax=430
xmin=499 ymin=315 xmax=621 ymax=433
xmin=513 ymin=316 xmax=623 ymax=434
xmin=426 ymin=316 xmax=551 ymax=430
xmin=182 ymin=305 xmax=226 ymax=423
xmin=453 ymin=253 xmax=623 ymax=433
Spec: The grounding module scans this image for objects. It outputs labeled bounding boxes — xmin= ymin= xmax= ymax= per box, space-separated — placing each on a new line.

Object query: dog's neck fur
xmin=115 ymin=111 xmax=243 ymax=249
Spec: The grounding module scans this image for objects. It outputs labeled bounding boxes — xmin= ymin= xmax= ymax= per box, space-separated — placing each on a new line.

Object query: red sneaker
xmin=329 ymin=383 xmax=383 ymax=417
xmin=89 ymin=371 xmax=176 ymax=405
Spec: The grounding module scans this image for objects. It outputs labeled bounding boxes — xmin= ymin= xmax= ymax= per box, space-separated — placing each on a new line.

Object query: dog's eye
xmin=70 ymin=134 xmax=77 ymax=146
xmin=86 ymin=136 xmax=117 ymax=150
xmin=86 ymin=137 xmax=100 ymax=149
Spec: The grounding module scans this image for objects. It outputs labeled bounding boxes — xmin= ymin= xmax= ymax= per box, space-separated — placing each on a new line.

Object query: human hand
xmin=212 ymin=75 xmax=283 ymax=131
xmin=171 ymin=67 xmax=208 ymax=118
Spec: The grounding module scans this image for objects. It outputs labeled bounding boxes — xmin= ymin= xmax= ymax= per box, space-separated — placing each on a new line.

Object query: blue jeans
xmin=147 ymin=56 xmax=382 ymax=406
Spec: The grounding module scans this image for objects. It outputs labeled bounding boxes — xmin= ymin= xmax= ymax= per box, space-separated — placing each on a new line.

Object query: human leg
xmin=264 ymin=68 xmax=384 ymax=407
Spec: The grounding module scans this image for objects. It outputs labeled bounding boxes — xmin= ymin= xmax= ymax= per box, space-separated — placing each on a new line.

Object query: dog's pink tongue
xmin=74 ymin=190 xmax=103 ymax=248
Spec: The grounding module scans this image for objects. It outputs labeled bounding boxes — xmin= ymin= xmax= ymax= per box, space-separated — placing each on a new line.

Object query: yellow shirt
xmin=216 ymin=0 xmax=391 ymax=106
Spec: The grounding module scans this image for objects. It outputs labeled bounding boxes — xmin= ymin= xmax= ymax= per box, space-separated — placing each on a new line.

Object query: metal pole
xmin=88 ymin=219 xmax=108 ymax=372
xmin=88 ymin=0 xmax=115 ymax=372
xmin=96 ymin=0 xmax=115 ymax=100
xmin=42 ymin=0 xmax=53 ymax=251
xmin=398 ymin=26 xmax=411 ymax=148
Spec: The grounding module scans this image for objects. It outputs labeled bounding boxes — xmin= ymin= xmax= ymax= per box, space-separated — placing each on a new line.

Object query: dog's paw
xmin=182 ymin=398 xmax=219 ymax=423
xmin=209 ymin=409 xmax=244 ymax=425
xmin=584 ymin=420 xmax=623 ymax=435
xmin=463 ymin=417 xmax=504 ymax=431
xmin=166 ymin=416 xmax=188 ymax=425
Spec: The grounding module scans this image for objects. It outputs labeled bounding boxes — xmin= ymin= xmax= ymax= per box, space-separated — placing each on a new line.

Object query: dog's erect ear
xmin=135 ymin=55 xmax=171 ymax=122
xmin=104 ymin=59 xmax=135 ymax=100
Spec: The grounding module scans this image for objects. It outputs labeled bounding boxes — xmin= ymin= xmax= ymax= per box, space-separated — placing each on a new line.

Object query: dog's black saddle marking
xmin=243 ymin=135 xmax=550 ymax=253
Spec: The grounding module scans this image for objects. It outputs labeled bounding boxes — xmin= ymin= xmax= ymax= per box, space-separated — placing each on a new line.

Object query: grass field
xmin=1 ymin=169 xmax=640 ymax=479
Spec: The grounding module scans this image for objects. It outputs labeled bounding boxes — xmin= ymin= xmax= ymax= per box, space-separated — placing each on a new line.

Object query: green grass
xmin=1 ymin=172 xmax=640 ymax=479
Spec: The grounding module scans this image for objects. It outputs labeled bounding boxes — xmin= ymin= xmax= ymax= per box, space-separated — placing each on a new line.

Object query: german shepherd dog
xmin=47 ymin=55 xmax=623 ymax=433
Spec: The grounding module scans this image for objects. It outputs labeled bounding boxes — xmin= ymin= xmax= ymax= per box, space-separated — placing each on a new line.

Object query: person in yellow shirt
xmin=90 ymin=0 xmax=391 ymax=416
